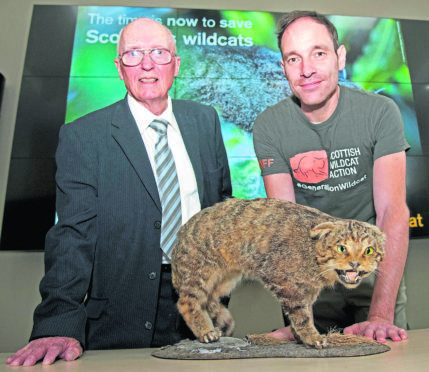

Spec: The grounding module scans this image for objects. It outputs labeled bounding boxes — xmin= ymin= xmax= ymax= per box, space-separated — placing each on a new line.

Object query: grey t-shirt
xmin=253 ymin=85 xmax=410 ymax=224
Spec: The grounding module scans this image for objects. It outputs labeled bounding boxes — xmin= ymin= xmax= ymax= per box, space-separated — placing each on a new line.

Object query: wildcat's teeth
xmin=346 ymin=271 xmax=358 ymax=281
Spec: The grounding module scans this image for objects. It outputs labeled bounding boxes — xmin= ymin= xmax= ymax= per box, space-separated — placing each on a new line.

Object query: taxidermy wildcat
xmin=171 ymin=198 xmax=385 ymax=349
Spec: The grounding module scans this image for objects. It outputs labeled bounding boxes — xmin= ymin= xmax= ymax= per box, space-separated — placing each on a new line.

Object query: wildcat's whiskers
xmin=315 ymin=267 xmax=337 ymax=281
xmin=373 ymin=266 xmax=386 ymax=279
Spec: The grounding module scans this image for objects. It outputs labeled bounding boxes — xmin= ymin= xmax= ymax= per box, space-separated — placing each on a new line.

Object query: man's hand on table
xmin=6 ymin=337 xmax=82 ymax=366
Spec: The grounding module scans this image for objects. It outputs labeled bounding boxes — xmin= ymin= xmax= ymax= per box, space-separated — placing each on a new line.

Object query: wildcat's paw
xmin=304 ymin=335 xmax=328 ymax=349
xmin=198 ymin=328 xmax=222 ymax=343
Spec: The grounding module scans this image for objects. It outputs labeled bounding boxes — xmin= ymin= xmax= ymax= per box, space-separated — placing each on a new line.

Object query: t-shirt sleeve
xmin=253 ymin=110 xmax=291 ymax=176
xmin=373 ymin=97 xmax=410 ymax=160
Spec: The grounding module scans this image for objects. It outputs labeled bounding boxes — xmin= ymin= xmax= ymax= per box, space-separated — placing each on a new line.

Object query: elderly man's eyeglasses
xmin=119 ymin=48 xmax=174 ymax=66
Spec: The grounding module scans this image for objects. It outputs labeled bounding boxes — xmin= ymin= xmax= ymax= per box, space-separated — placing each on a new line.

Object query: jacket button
xmin=154 ymin=221 xmax=161 ymax=229
xmin=148 ymin=272 xmax=157 ymax=280
xmin=145 ymin=321 xmax=153 ymax=330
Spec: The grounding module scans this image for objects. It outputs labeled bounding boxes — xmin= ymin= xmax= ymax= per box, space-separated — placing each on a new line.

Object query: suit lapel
xmin=172 ymin=100 xmax=205 ymax=203
xmin=110 ymin=99 xmax=162 ymax=212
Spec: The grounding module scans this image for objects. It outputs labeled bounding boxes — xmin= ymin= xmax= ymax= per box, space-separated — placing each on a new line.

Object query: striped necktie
xmin=149 ymin=119 xmax=182 ymax=262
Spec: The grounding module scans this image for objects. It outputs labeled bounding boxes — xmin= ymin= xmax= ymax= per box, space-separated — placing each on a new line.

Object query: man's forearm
xmin=369 ymin=204 xmax=409 ymax=322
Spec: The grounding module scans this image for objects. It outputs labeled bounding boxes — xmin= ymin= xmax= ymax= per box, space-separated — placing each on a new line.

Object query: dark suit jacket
xmin=30 ymin=98 xmax=232 ymax=350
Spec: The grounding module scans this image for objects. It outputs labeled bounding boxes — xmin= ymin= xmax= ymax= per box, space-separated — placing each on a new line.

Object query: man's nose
xmin=301 ymin=59 xmax=316 ymax=78
xmin=140 ymin=53 xmax=155 ymax=69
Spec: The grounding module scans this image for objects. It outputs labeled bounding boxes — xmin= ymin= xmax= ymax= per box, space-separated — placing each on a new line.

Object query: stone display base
xmin=152 ymin=334 xmax=390 ymax=360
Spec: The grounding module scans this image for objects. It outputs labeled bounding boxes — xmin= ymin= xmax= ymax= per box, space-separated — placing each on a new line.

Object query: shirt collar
xmin=127 ymin=94 xmax=177 ymax=130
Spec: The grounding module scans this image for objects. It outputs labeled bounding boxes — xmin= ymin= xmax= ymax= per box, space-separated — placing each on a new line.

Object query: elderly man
xmin=253 ymin=10 xmax=409 ymax=343
xmin=7 ymin=18 xmax=231 ymax=366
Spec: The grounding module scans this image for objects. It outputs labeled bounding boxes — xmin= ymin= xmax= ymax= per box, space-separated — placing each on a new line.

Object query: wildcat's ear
xmin=310 ymin=221 xmax=343 ymax=240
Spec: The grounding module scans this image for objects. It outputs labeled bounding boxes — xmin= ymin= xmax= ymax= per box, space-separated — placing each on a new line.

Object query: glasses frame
xmin=119 ymin=48 xmax=175 ymax=66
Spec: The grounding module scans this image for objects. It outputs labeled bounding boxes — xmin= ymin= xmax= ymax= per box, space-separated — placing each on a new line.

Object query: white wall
xmin=1 ymin=0 xmax=429 ymax=354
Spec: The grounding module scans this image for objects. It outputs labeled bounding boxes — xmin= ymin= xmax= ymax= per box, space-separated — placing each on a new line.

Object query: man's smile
xmin=139 ymin=77 xmax=158 ymax=83
xmin=299 ymin=80 xmax=322 ymax=89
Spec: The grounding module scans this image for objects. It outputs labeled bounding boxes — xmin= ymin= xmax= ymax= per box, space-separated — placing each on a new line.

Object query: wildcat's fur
xmin=172 ymin=198 xmax=385 ymax=348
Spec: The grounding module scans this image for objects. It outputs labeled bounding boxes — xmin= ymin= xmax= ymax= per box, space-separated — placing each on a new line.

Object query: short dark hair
xmin=277 ymin=10 xmax=340 ymax=54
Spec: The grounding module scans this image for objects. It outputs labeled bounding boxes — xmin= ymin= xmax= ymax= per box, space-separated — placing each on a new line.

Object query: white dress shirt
xmin=127 ymin=95 xmax=201 ymax=230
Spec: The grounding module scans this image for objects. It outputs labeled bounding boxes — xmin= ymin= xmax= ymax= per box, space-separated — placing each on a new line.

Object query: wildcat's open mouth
xmin=335 ymin=269 xmax=368 ymax=285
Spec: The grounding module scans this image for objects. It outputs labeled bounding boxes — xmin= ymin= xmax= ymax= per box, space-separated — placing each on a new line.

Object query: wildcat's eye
xmin=337 ymin=245 xmax=347 ymax=253
xmin=365 ymin=247 xmax=374 ymax=255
